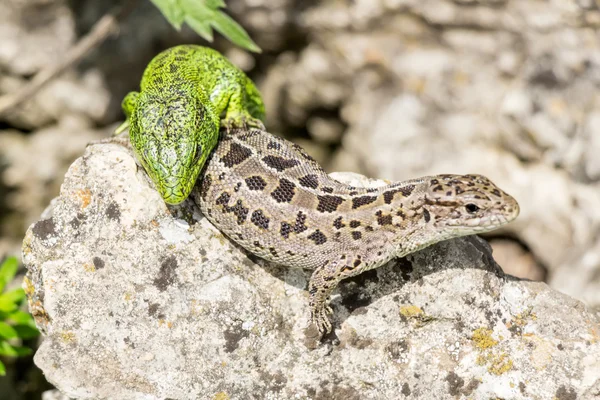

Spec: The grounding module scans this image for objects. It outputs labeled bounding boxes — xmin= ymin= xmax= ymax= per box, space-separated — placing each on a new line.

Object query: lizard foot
xmin=309 ymin=304 xmax=333 ymax=335
xmin=221 ymin=114 xmax=265 ymax=131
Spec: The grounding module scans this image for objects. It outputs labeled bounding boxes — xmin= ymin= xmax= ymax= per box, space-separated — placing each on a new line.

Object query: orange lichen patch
xmin=472 ymin=328 xmax=498 ymax=350
xmin=488 ymin=353 xmax=513 ymax=375
xmin=83 ymin=263 xmax=95 ymax=272
xmin=476 ymin=351 xmax=514 ymax=375
xmin=158 ymin=320 xmax=173 ymax=328
xmin=23 ymin=276 xmax=35 ymax=296
xmin=399 ymin=305 xmax=435 ymax=327
xmin=76 ymin=188 xmax=92 ymax=209
xmin=150 ymin=220 xmax=160 ymax=227
xmin=61 ymin=331 xmax=76 ymax=343
xmin=400 ymin=305 xmax=424 ymax=318
xmin=506 ymin=309 xmax=537 ymax=335
xmin=213 ymin=392 xmax=230 ymax=400
xmin=22 ymin=231 xmax=32 ymax=255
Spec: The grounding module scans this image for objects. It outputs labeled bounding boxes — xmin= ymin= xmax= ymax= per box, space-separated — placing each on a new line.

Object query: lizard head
xmin=422 ymin=174 xmax=519 ymax=237
xmin=129 ymin=91 xmax=218 ymax=205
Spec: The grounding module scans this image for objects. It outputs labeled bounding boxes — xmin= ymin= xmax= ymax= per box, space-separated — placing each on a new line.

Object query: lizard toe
xmin=311 ymin=308 xmax=333 ymax=335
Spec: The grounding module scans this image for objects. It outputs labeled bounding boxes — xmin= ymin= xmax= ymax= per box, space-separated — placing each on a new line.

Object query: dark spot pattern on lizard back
xmin=169 ymin=64 xmax=178 ymax=73
xmin=316 ymin=195 xmax=344 ymax=213
xmin=423 ymin=209 xmax=431 ymax=223
xmin=280 ymin=222 xmax=293 ymax=239
xmin=349 ymin=220 xmax=361 ymax=228
xmin=400 ymin=185 xmax=415 ymax=196
xmin=352 ymin=231 xmax=362 ymax=240
xmin=383 ymin=189 xmax=407 ymax=204
xmin=333 ymin=216 xmax=345 ymax=229
xmin=229 ymin=200 xmax=249 ymax=224
xmin=251 ymin=209 xmax=270 ymax=229
xmin=298 ymin=174 xmax=319 ymax=189
xmin=271 ymin=178 xmax=296 ymax=203
xmin=352 ymin=195 xmax=378 ymax=209
xmin=237 ymin=130 xmax=262 ymax=141
xmin=245 ymin=176 xmax=267 ymax=191
xmin=322 ymin=187 xmax=334 ymax=193
xmin=220 ymin=142 xmax=253 ymax=168
xmin=307 ymin=230 xmax=327 ymax=245
xmin=262 ymin=156 xmax=300 ymax=172
xmin=294 ymin=211 xmax=308 ymax=233
xmin=216 ymin=192 xmax=231 ymax=206
xmin=376 ymin=210 xmax=393 ymax=226
xmin=267 ymin=141 xmax=281 ymax=150
xmin=200 ymin=173 xmax=212 ymax=200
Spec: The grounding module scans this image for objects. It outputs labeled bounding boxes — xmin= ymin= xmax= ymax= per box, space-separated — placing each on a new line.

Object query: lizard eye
xmin=465 ymin=203 xmax=479 ymax=213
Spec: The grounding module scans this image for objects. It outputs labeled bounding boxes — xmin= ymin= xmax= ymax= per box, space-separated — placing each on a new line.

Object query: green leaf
xmin=150 ymin=0 xmax=185 ymax=29
xmin=0 ymin=288 xmax=26 ymax=305
xmin=7 ymin=310 xmax=35 ymax=326
xmin=0 ymin=341 xmax=18 ymax=357
xmin=0 ymin=257 xmax=18 ymax=293
xmin=185 ymin=15 xmax=215 ymax=42
xmin=0 ymin=322 xmax=17 ymax=340
xmin=13 ymin=325 xmax=39 ymax=340
xmin=209 ymin=10 xmax=261 ymax=53
xmin=0 ymin=297 xmax=17 ymax=313
xmin=0 ymin=360 xmax=5 ymax=376
xmin=179 ymin=0 xmax=261 ymax=53
xmin=205 ymin=0 xmax=226 ymax=8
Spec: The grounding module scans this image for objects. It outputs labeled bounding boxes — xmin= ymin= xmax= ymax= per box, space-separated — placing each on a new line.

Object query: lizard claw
xmin=221 ymin=114 xmax=265 ymax=131
xmin=310 ymin=306 xmax=333 ymax=335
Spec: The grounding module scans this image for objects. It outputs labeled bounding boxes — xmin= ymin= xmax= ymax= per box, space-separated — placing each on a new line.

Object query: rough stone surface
xmin=262 ymin=0 xmax=600 ymax=308
xmin=22 ymin=143 xmax=600 ymax=399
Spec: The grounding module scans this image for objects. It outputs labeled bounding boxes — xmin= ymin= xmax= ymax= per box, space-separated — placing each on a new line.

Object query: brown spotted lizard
xmin=191 ymin=128 xmax=520 ymax=335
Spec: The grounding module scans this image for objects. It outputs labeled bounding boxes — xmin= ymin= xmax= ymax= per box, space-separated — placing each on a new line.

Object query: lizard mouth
xmin=445 ymin=204 xmax=520 ymax=233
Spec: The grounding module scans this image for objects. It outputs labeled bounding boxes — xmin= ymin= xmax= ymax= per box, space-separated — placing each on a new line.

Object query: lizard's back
xmin=139 ymin=45 xmax=264 ymax=119
xmin=194 ymin=129 xmax=426 ymax=271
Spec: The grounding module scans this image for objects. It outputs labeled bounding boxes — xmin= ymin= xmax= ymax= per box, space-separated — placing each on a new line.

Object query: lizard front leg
xmin=221 ymin=84 xmax=265 ymax=131
xmin=308 ymin=253 xmax=366 ymax=335
xmin=114 ymin=91 xmax=140 ymax=135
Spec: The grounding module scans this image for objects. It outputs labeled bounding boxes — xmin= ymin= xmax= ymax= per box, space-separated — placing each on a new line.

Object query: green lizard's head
xmin=129 ymin=91 xmax=218 ymax=205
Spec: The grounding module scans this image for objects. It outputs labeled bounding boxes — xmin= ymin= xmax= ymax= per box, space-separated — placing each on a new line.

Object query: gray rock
xmin=22 ymin=142 xmax=600 ymax=399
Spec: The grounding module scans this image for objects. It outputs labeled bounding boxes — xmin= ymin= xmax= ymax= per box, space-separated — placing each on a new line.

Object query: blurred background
xmin=1 ymin=0 xmax=600 ymax=398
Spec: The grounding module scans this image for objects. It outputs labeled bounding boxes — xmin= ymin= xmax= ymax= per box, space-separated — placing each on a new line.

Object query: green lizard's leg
xmin=114 ymin=91 xmax=140 ymax=135
xmin=221 ymin=84 xmax=265 ymax=130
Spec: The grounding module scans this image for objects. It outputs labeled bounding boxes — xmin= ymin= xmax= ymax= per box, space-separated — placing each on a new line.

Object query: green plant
xmin=0 ymin=257 xmax=39 ymax=376
xmin=150 ymin=0 xmax=261 ymax=53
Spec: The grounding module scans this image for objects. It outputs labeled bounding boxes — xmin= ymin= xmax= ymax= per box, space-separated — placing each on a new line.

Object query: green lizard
xmin=117 ymin=45 xmax=265 ymax=205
